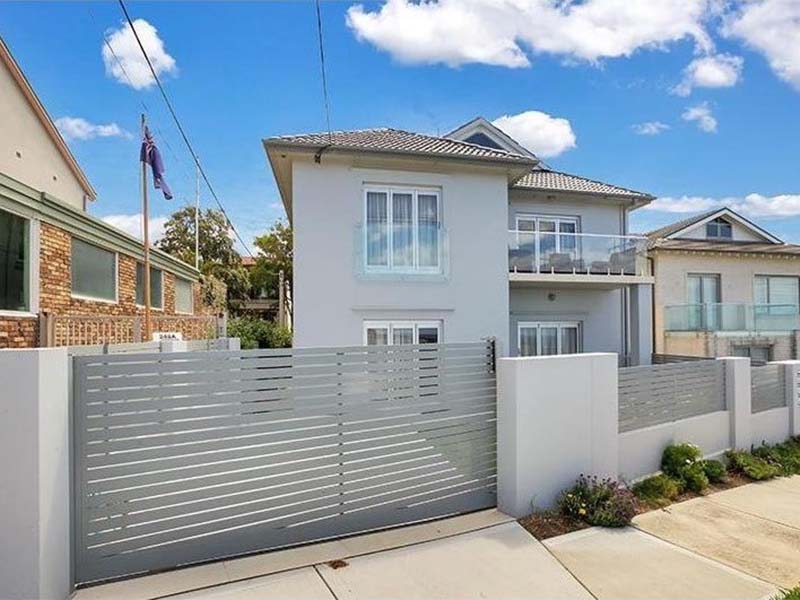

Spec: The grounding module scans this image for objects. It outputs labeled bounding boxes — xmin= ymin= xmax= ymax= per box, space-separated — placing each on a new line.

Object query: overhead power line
xmin=314 ymin=0 xmax=333 ymax=142
xmin=116 ymin=0 xmax=255 ymax=259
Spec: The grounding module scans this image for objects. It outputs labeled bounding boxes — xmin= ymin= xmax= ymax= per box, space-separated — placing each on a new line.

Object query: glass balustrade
xmin=665 ymin=303 xmax=800 ymax=332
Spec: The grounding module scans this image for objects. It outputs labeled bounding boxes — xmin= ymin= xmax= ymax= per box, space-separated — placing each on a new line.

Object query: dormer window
xmin=706 ymin=217 xmax=732 ymax=239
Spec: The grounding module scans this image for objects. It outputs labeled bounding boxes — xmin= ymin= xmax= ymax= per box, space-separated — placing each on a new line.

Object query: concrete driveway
xmin=77 ymin=478 xmax=800 ymax=600
xmin=634 ymin=475 xmax=800 ymax=589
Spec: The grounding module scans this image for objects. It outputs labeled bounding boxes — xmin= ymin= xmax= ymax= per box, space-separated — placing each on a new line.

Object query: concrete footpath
xmin=77 ymin=478 xmax=800 ymax=600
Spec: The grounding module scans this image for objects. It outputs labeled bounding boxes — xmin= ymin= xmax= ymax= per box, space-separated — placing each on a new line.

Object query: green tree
xmin=250 ymin=221 xmax=293 ymax=300
xmin=157 ymin=206 xmax=249 ymax=310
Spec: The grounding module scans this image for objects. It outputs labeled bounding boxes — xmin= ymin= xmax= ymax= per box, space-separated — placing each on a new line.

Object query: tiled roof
xmin=265 ymin=128 xmax=535 ymax=164
xmin=512 ymin=168 xmax=652 ymax=199
xmin=651 ymin=239 xmax=800 ymax=256
xmin=645 ymin=209 xmax=722 ymax=240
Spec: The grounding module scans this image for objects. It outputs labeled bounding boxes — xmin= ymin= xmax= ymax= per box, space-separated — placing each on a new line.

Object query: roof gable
xmin=0 ymin=38 xmax=95 ymax=200
xmin=648 ymin=207 xmax=782 ymax=244
xmin=446 ymin=117 xmax=538 ymax=160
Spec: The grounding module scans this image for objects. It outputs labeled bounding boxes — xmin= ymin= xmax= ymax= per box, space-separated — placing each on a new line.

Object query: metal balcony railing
xmin=508 ymin=230 xmax=650 ymax=277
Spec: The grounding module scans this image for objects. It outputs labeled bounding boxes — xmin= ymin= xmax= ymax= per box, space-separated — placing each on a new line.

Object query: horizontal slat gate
xmin=73 ymin=342 xmax=497 ymax=584
xmin=751 ymin=364 xmax=786 ymax=413
xmin=618 ymin=360 xmax=725 ymax=432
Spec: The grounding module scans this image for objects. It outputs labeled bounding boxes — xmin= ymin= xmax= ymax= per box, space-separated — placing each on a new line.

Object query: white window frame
xmin=174 ymin=277 xmax=194 ymax=315
xmin=363 ymin=186 xmax=441 ymax=274
xmin=363 ymin=320 xmax=442 ymax=345
xmin=514 ymin=214 xmax=580 ymax=265
xmin=517 ymin=321 xmax=582 ymax=356
xmin=0 ymin=207 xmax=38 ymax=317
xmin=135 ymin=262 xmax=165 ymax=311
xmin=706 ymin=217 xmax=733 ymax=239
xmin=70 ymin=238 xmax=119 ymax=304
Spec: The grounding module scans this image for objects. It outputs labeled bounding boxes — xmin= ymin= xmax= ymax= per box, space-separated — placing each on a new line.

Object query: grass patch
xmin=773 ymin=586 xmax=800 ymax=600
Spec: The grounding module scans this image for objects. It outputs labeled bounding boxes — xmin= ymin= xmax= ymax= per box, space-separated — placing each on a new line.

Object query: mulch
xmin=518 ymin=472 xmax=753 ymax=541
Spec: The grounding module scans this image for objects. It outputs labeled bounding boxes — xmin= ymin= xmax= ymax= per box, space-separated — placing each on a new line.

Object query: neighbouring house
xmin=650 ymin=207 xmax=800 ymax=361
xmin=0 ymin=38 xmax=212 ymax=349
xmin=264 ymin=117 xmax=655 ymax=364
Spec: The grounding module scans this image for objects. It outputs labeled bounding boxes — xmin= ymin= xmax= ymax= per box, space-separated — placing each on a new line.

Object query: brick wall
xmin=0 ymin=221 xmax=213 ymax=349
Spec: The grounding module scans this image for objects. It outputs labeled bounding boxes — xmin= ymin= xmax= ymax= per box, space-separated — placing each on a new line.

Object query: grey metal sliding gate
xmin=73 ymin=341 xmax=497 ymax=584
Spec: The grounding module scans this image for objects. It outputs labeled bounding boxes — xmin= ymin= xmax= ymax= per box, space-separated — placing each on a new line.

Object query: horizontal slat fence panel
xmin=751 ymin=364 xmax=786 ymax=413
xmin=73 ymin=341 xmax=497 ymax=584
xmin=618 ymin=360 xmax=725 ymax=432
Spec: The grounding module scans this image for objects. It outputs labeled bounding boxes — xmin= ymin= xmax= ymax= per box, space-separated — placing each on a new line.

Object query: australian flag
xmin=140 ymin=126 xmax=173 ymax=200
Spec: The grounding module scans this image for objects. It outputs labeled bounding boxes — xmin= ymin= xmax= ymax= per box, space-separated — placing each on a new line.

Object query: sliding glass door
xmin=517 ymin=321 xmax=581 ymax=356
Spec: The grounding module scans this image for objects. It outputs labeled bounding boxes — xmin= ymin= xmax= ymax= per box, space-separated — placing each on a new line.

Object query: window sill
xmin=136 ymin=304 xmax=164 ymax=312
xmin=0 ymin=310 xmax=37 ymax=319
xmin=358 ymin=270 xmax=447 ymax=283
xmin=71 ymin=294 xmax=118 ymax=305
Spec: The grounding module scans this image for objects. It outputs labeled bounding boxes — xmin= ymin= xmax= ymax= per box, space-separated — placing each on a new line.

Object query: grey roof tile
xmin=265 ymin=128 xmax=534 ymax=164
xmin=513 ymin=168 xmax=652 ymax=199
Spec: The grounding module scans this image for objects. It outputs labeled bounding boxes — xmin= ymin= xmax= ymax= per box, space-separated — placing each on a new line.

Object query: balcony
xmin=665 ymin=303 xmax=800 ymax=332
xmin=508 ymin=230 xmax=652 ymax=287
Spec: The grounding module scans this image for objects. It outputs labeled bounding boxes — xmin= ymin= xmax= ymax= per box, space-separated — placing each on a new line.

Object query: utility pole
xmin=195 ymin=160 xmax=200 ymax=270
xmin=141 ymin=113 xmax=152 ymax=341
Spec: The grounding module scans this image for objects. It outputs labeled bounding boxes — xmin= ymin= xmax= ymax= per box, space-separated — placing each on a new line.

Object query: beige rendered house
xmin=0 ymin=38 xmax=211 ymax=348
xmin=650 ymin=207 xmax=800 ymax=361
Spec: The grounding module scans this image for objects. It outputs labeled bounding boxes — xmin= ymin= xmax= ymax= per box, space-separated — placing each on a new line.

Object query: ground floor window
xmin=733 ymin=345 xmax=771 ymax=363
xmin=71 ymin=238 xmax=117 ymax=302
xmin=518 ymin=321 xmax=581 ymax=356
xmin=136 ymin=263 xmax=164 ymax=309
xmin=364 ymin=320 xmax=441 ymax=345
xmin=0 ymin=208 xmax=29 ymax=312
xmin=175 ymin=277 xmax=194 ymax=314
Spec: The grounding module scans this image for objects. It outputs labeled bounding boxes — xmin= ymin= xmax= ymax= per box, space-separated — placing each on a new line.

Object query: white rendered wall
xmin=0 ymin=348 xmax=70 ymax=600
xmin=619 ymin=411 xmax=731 ymax=481
xmin=292 ymin=157 xmax=510 ymax=351
xmin=497 ymin=353 xmax=618 ymax=515
xmin=751 ymin=407 xmax=791 ymax=447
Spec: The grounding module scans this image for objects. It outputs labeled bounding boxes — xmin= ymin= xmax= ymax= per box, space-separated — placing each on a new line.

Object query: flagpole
xmin=141 ymin=113 xmax=152 ymax=341
xmin=195 ymin=160 xmax=200 ymax=270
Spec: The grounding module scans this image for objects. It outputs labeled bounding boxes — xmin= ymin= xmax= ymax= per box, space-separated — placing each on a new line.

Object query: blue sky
xmin=2 ymin=0 xmax=800 ymax=249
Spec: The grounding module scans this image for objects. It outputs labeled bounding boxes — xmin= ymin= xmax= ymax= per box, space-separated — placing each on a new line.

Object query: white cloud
xmin=632 ymin=121 xmax=670 ymax=135
xmin=672 ymin=53 xmax=744 ymax=96
xmin=346 ymin=0 xmax=714 ymax=68
xmin=55 ymin=117 xmax=131 ymax=142
xmin=723 ymin=0 xmax=800 ymax=90
xmin=102 ymin=19 xmax=177 ymax=89
xmin=492 ymin=111 xmax=576 ymax=158
xmin=102 ymin=214 xmax=168 ymax=242
xmin=645 ymin=193 xmax=800 ymax=218
xmin=682 ymin=102 xmax=718 ymax=133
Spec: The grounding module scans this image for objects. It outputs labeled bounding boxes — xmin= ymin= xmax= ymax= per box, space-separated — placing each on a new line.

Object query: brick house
xmin=0 ymin=38 xmax=214 ymax=349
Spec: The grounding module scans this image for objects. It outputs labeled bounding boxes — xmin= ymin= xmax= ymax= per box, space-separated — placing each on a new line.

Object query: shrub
xmin=774 ymin=586 xmax=800 ymax=600
xmin=661 ymin=443 xmax=708 ymax=493
xmin=726 ymin=450 xmax=782 ymax=481
xmin=632 ymin=474 xmax=681 ymax=508
xmin=228 ymin=316 xmax=292 ymax=350
xmin=753 ymin=441 xmax=800 ymax=476
xmin=701 ymin=459 xmax=727 ymax=483
xmin=558 ymin=475 xmax=637 ymax=528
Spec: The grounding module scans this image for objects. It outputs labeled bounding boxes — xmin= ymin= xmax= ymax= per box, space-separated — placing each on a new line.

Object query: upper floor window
xmin=0 ymin=208 xmax=29 ymax=312
xmin=71 ymin=238 xmax=117 ymax=302
xmin=706 ymin=217 xmax=732 ymax=239
xmin=365 ymin=187 xmax=440 ymax=273
xmin=754 ymin=275 xmax=799 ymax=308
xmin=136 ymin=263 xmax=163 ymax=309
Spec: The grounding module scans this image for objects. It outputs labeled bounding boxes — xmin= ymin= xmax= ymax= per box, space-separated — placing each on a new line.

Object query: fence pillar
xmin=132 ymin=316 xmax=143 ymax=343
xmin=217 ymin=312 xmax=227 ymax=338
xmin=0 ymin=348 xmax=71 ymax=600
xmin=629 ymin=284 xmax=653 ymax=366
xmin=773 ymin=360 xmax=800 ymax=437
xmin=719 ymin=357 xmax=752 ymax=450
xmin=497 ymin=353 xmax=619 ymax=516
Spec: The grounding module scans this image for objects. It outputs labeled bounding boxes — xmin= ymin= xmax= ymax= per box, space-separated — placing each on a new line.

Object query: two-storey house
xmin=264 ymin=118 xmax=655 ymax=364
xmin=650 ymin=207 xmax=800 ymax=361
